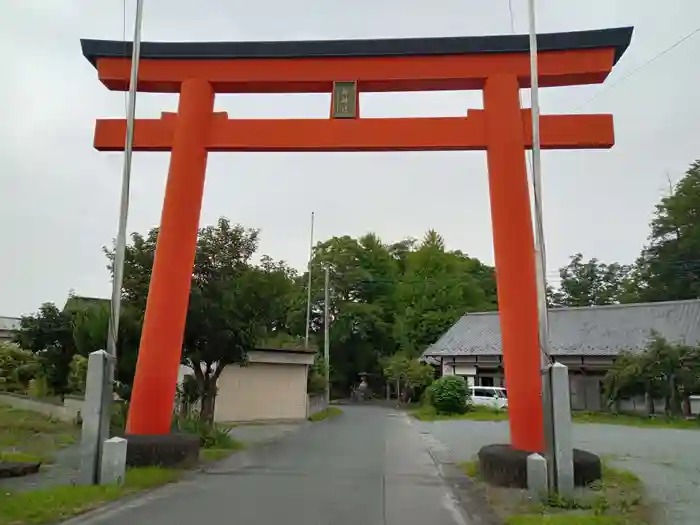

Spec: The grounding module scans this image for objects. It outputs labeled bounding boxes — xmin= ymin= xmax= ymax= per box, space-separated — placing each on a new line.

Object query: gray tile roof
xmin=422 ymin=300 xmax=700 ymax=357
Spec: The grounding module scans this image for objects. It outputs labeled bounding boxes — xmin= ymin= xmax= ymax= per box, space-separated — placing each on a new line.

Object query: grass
xmin=0 ymin=403 xmax=78 ymax=463
xmin=0 ymin=467 xmax=182 ymax=525
xmin=457 ymin=459 xmax=652 ymax=525
xmin=308 ymin=407 xmax=343 ymax=422
xmin=412 ymin=403 xmax=700 ymax=430
xmin=571 ymin=410 xmax=700 ymax=430
xmin=412 ymin=404 xmax=508 ymax=422
xmin=199 ymin=439 xmax=245 ymax=463
xmin=0 ymin=451 xmax=43 ymax=463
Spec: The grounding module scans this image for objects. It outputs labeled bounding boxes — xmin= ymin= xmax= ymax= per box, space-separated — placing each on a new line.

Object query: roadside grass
xmin=0 ymin=451 xmax=43 ymax=463
xmin=199 ymin=437 xmax=245 ymax=463
xmin=0 ymin=405 xmax=248 ymax=523
xmin=571 ymin=410 xmax=700 ymax=430
xmin=412 ymin=403 xmax=700 ymax=430
xmin=412 ymin=404 xmax=508 ymax=422
xmin=309 ymin=407 xmax=343 ymax=422
xmin=0 ymin=403 xmax=78 ymax=463
xmin=457 ymin=459 xmax=653 ymax=525
xmin=0 ymin=467 xmax=182 ymax=525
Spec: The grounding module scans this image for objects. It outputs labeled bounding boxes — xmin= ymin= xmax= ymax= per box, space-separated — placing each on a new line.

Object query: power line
xmin=508 ymin=0 xmax=516 ymax=33
xmin=574 ymin=24 xmax=700 ymax=111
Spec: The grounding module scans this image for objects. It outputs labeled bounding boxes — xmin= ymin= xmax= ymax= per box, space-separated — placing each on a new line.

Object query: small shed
xmin=213 ymin=346 xmax=316 ymax=423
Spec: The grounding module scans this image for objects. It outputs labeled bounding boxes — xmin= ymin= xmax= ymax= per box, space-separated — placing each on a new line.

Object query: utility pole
xmin=80 ymin=0 xmax=144 ymax=486
xmin=323 ymin=266 xmax=330 ymax=405
xmin=304 ymin=212 xmax=315 ymax=349
xmin=106 ymin=0 xmax=145 ymax=371
xmin=527 ymin=0 xmax=574 ymax=497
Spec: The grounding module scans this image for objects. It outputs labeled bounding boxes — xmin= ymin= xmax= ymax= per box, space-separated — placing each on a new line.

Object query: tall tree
xmin=298 ymin=230 xmax=497 ymax=395
xmin=15 ymin=303 xmax=76 ymax=395
xmin=636 ymin=160 xmax=700 ymax=301
xmin=551 ymin=253 xmax=636 ymax=307
xmin=393 ymin=230 xmax=497 ymax=356
xmin=107 ymin=218 xmax=297 ymax=422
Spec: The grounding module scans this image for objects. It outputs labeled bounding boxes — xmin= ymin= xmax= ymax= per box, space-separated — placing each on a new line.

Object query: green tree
xmin=381 ymin=353 xmax=433 ymax=403
xmin=392 ymin=230 xmax=497 ymax=356
xmin=109 ymin=217 xmax=299 ymax=423
xmin=14 ymin=303 xmax=75 ymax=395
xmin=296 ymin=230 xmax=497 ymax=396
xmin=603 ymin=332 xmax=700 ymax=416
xmin=636 ymin=161 xmax=700 ymax=301
xmin=552 ymin=253 xmax=636 ymax=307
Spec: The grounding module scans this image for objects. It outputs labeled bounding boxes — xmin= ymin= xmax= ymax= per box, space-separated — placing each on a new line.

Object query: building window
xmin=480 ymin=376 xmax=495 ymax=387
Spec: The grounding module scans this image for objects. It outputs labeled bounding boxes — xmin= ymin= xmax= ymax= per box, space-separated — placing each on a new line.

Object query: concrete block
xmin=100 ymin=437 xmax=128 ymax=486
xmin=527 ymin=453 xmax=548 ymax=501
xmin=551 ymin=363 xmax=574 ymax=496
xmin=77 ymin=350 xmax=112 ymax=485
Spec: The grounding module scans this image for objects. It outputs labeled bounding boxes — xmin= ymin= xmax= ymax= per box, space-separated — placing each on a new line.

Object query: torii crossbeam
xmin=82 ymin=26 xmax=633 ymax=453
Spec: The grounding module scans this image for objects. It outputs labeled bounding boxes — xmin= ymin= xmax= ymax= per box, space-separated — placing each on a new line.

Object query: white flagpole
xmin=107 ymin=0 xmax=144 ymax=370
xmin=526 ymin=0 xmax=550 ymax=367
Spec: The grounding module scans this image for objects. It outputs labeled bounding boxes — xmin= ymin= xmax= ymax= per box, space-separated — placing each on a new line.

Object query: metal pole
xmin=527 ymin=0 xmax=558 ymax=494
xmin=324 ymin=266 xmax=330 ymax=405
xmin=304 ymin=212 xmax=315 ymax=348
xmin=527 ymin=0 xmax=550 ymax=363
xmin=107 ymin=0 xmax=144 ymax=364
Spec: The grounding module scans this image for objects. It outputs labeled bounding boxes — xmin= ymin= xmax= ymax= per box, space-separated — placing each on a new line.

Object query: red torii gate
xmin=82 ymin=26 xmax=633 ymax=453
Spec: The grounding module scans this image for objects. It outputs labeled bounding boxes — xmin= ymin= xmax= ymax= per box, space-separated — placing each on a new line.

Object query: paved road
xmin=416 ymin=419 xmax=700 ymax=525
xmin=69 ymin=406 xmax=470 ymax=525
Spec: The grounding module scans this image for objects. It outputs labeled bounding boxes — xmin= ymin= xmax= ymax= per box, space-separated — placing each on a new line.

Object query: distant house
xmin=0 ymin=316 xmax=21 ymax=343
xmin=422 ymin=300 xmax=700 ymax=411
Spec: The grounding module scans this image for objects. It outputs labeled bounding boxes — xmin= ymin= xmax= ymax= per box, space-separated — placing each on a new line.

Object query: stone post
xmin=77 ymin=350 xmax=113 ymax=485
xmin=526 ymin=453 xmax=548 ymax=501
xmin=100 ymin=437 xmax=128 ymax=485
xmin=543 ymin=362 xmax=575 ymax=496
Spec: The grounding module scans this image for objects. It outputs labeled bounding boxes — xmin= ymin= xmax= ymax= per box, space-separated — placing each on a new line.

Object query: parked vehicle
xmin=469 ymin=386 xmax=508 ymax=410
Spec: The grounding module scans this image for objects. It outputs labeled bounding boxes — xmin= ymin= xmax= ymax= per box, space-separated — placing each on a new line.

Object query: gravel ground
xmin=415 ymin=419 xmax=700 ymax=525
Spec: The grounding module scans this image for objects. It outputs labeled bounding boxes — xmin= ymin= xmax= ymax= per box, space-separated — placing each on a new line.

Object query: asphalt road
xmin=417 ymin=419 xmax=700 ymax=525
xmin=68 ymin=406 xmax=470 ymax=525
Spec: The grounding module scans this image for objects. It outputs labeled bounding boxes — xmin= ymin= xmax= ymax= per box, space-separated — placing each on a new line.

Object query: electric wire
xmin=574 ymin=24 xmax=700 ymax=111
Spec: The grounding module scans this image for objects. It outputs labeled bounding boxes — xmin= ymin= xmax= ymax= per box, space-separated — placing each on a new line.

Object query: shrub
xmin=0 ymin=342 xmax=40 ymax=393
xmin=67 ymin=355 xmax=88 ymax=395
xmin=307 ymin=353 xmax=327 ymax=395
xmin=426 ymin=376 xmax=469 ymax=414
xmin=172 ymin=414 xmax=237 ymax=449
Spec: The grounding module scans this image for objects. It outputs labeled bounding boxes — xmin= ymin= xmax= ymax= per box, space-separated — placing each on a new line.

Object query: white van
xmin=469 ymin=386 xmax=508 ymax=410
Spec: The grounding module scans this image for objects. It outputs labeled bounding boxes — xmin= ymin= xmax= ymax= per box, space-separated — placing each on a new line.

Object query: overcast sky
xmin=1 ymin=0 xmax=699 ymax=317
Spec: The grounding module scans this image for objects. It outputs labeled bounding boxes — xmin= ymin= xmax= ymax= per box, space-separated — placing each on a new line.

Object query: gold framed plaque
xmin=332 ymin=81 xmax=358 ymax=119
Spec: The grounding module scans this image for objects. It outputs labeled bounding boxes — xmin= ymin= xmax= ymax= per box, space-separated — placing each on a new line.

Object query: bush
xmin=426 ymin=376 xmax=469 ymax=414
xmin=307 ymin=353 xmax=327 ymax=395
xmin=172 ymin=414 xmax=238 ymax=449
xmin=67 ymin=355 xmax=88 ymax=395
xmin=0 ymin=342 xmax=40 ymax=393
